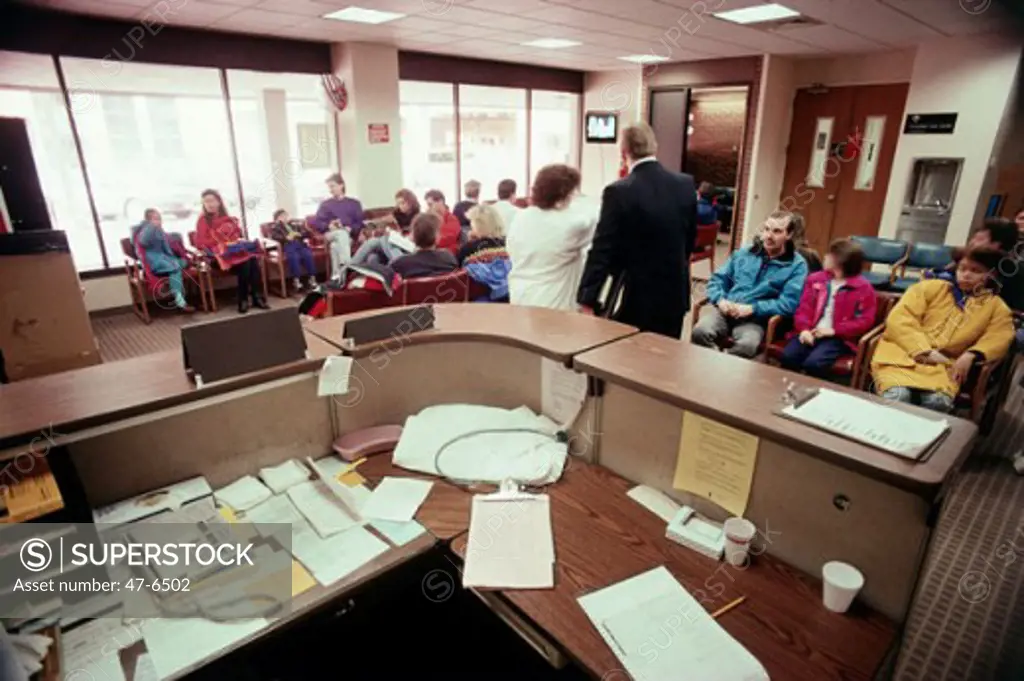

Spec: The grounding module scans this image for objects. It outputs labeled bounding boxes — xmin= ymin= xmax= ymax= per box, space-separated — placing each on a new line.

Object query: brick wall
xmin=687 ymin=94 xmax=747 ymax=187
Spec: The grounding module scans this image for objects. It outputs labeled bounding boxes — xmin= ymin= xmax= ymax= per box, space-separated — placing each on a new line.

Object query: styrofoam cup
xmin=723 ymin=517 xmax=757 ymax=567
xmin=822 ymin=561 xmax=864 ymax=613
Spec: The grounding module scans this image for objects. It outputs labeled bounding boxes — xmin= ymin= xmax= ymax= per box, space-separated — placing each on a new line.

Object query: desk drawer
xmin=470 ymin=589 xmax=568 ymax=669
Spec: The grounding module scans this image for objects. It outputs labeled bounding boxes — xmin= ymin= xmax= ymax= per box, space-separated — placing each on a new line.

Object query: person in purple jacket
xmin=313 ymin=172 xmax=365 ymax=278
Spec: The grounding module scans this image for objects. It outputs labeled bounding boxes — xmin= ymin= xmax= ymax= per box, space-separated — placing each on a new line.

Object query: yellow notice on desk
xmin=673 ymin=411 xmax=759 ymax=517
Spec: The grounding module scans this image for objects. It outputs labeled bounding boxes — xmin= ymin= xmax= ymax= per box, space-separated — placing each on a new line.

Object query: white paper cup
xmin=723 ymin=517 xmax=756 ymax=566
xmin=822 ymin=561 xmax=864 ymax=613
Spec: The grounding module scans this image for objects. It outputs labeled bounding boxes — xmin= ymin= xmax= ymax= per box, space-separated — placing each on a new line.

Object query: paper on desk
xmin=290 ymin=521 xmax=390 ymax=586
xmin=394 ymin=404 xmax=567 ymax=484
xmin=287 ymin=480 xmax=360 ymax=537
xmin=61 ymin=619 xmax=139 ymax=681
xmin=463 ymin=493 xmax=554 ymax=589
xmin=131 ymin=653 xmax=159 ymax=681
xmin=626 ymin=485 xmax=681 ymax=524
xmin=259 ymin=459 xmax=310 ymax=494
xmin=143 ymin=617 xmax=268 ymax=680
xmin=214 ymin=475 xmax=273 ymax=513
xmin=541 ymin=358 xmax=588 ymax=426
xmin=360 ymin=477 xmax=433 ymax=523
xmin=780 ymin=388 xmax=949 ymax=459
xmin=291 ymin=560 xmax=316 ymax=597
xmin=318 ymin=355 xmax=354 ymax=397
xmin=579 ymin=566 xmax=767 ymax=681
xmin=93 ymin=476 xmax=212 ymax=526
xmin=306 ymin=457 xmax=369 ymax=519
xmin=240 ymin=494 xmax=305 ymax=544
xmin=371 ymin=520 xmax=428 ymax=547
xmin=673 ymin=411 xmax=759 ymax=517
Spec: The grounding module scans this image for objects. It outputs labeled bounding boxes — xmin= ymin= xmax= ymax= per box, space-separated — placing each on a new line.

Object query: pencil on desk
xmin=335 ymin=457 xmax=367 ymax=480
xmin=711 ymin=596 xmax=746 ymax=619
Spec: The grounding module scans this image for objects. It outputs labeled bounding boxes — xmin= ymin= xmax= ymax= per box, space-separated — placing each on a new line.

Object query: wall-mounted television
xmin=585 ymin=112 xmax=618 ymax=144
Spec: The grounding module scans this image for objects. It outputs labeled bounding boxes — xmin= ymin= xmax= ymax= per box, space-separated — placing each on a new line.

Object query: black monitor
xmin=585 ymin=112 xmax=618 ymax=144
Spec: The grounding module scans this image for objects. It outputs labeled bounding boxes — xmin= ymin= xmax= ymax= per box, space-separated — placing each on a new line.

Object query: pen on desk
xmin=711 ymin=596 xmax=746 ymax=619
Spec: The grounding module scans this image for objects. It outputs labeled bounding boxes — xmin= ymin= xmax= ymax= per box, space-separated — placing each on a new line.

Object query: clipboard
xmin=773 ymin=388 xmax=950 ymax=462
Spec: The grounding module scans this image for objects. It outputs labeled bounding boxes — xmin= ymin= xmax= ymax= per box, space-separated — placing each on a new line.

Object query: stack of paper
xmin=360 ymin=477 xmax=433 ymax=522
xmin=463 ymin=492 xmax=554 ymax=589
xmin=287 ymin=480 xmax=359 ymax=537
xmin=60 ymin=619 xmax=143 ymax=681
xmin=214 ymin=476 xmax=272 ymax=512
xmin=290 ymin=521 xmax=390 ymax=587
xmin=393 ymin=404 xmax=567 ymax=484
xmin=242 ymin=494 xmax=305 ymax=541
xmin=92 ymin=477 xmax=212 ymax=526
xmin=579 ymin=567 xmax=768 ymax=681
xmin=258 ymin=460 xmax=310 ymax=494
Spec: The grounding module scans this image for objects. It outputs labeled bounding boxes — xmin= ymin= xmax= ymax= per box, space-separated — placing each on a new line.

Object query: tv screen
xmin=585 ymin=112 xmax=618 ymax=143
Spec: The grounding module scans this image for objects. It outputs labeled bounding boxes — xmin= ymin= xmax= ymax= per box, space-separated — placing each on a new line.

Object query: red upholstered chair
xmin=403 ymin=270 xmax=469 ymax=305
xmin=122 ymin=236 xmax=209 ymax=324
xmin=763 ymin=291 xmax=896 ymax=389
xmin=328 ymin=286 xmax=404 ymax=316
xmin=690 ymin=223 xmax=719 ymax=273
xmin=187 ymin=230 xmax=269 ymax=311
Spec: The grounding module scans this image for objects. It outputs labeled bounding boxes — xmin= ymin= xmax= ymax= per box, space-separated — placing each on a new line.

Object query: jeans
xmin=690 ymin=306 xmax=764 ymax=358
xmin=352 ymin=235 xmax=408 ymax=266
xmin=780 ymin=336 xmax=850 ymax=379
xmin=283 ymin=240 xmax=315 ymax=278
xmin=881 ymin=386 xmax=954 ymax=413
xmin=323 ymin=229 xmax=352 ymax=276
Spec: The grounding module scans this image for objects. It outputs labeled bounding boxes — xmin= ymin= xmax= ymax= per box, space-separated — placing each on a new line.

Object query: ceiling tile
xmin=465 ymin=0 xmax=551 ymax=13
xmin=210 ymin=7 xmax=305 ymax=28
xmin=878 ymin=0 xmax=1009 ymax=36
xmin=782 ymin=0 xmax=944 ymax=45
xmin=777 ymin=24 xmax=888 ymax=53
xmin=136 ymin=0 xmax=244 ymax=25
xmin=254 ymin=0 xmax=334 ymax=16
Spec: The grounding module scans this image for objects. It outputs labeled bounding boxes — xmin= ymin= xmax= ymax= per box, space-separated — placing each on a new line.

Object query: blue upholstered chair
xmin=890 ymin=243 xmax=955 ymax=293
xmin=851 ymin=236 xmax=909 ymax=290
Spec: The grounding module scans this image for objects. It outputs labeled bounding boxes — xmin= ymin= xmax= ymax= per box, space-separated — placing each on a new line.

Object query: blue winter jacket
xmin=706 ymin=240 xmax=808 ymax=318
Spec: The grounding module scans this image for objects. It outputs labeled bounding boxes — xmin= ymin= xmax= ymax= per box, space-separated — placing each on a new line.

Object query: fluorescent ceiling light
xmin=521 ymin=38 xmax=582 ymax=49
xmin=713 ymin=3 xmax=800 ymax=24
xmin=322 ymin=7 xmax=406 ymax=24
xmin=618 ymin=54 xmax=671 ymax=64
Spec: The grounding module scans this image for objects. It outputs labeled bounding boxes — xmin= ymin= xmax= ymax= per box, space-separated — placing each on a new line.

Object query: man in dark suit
xmin=577 ymin=122 xmax=697 ymax=339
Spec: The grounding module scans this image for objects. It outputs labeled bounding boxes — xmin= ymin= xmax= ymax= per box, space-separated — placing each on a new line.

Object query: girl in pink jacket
xmin=780 ymin=238 xmax=878 ymax=378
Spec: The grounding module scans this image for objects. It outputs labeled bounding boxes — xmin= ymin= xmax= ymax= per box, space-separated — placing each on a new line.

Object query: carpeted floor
xmin=90 ymin=303 xmax=1023 ymax=680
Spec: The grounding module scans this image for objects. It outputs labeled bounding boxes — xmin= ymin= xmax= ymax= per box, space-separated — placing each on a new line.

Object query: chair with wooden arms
xmin=689 ymin=223 xmax=718 ymax=275
xmin=403 ymin=270 xmax=470 ymax=306
xmin=690 ymin=298 xmax=767 ymax=356
xmin=763 ymin=291 xmax=896 ymax=388
xmin=122 ymin=235 xmax=208 ymax=324
xmin=888 ymin=242 xmax=955 ymax=294
xmin=187 ymin=230 xmax=269 ymax=311
xmin=851 ymin=236 xmax=910 ymax=291
xmin=258 ymin=222 xmax=288 ymax=299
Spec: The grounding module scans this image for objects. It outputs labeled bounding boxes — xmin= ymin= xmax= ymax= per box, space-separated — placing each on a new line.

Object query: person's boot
xmin=252 ymin=294 xmax=270 ymax=310
xmin=238 ymin=298 xmax=250 ymax=314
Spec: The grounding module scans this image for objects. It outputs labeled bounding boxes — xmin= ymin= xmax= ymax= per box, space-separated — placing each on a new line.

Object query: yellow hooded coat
xmin=871 ymin=279 xmax=1014 ymax=397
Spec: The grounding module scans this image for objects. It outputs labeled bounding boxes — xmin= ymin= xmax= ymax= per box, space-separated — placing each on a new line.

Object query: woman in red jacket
xmin=780 ymin=238 xmax=877 ymax=378
xmin=195 ymin=189 xmax=268 ymax=313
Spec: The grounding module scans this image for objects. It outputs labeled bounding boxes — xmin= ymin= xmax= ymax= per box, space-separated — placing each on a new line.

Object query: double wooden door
xmin=780 ymin=84 xmax=908 ymax=255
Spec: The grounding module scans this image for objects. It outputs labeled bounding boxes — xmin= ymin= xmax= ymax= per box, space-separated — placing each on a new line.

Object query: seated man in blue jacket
xmin=691 ymin=211 xmax=808 ymax=358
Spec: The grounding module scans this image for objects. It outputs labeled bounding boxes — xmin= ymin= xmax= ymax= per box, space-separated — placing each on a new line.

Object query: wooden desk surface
xmin=359 ymin=455 xmax=472 ymax=541
xmin=574 ymin=333 xmax=976 ymax=493
xmin=305 ymin=304 xmax=638 ymax=364
xmin=0 ymin=330 xmax=335 ymax=452
xmin=451 ymin=464 xmax=896 ymax=681
xmin=167 ymin=531 xmax=434 ymax=680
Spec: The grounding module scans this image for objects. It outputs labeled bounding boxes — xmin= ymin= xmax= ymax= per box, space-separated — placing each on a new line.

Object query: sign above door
xmin=903 ymin=113 xmax=957 ymax=135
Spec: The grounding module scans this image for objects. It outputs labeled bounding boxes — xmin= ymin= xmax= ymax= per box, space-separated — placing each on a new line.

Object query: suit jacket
xmin=577 ymin=160 xmax=697 ymax=338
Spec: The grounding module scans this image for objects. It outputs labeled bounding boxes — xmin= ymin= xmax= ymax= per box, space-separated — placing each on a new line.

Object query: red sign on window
xmin=368 ymin=123 xmax=390 ymax=144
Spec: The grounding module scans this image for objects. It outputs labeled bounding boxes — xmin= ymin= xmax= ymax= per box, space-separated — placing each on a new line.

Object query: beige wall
xmin=879 ymin=34 xmax=1022 ymax=245
xmin=792 ymin=50 xmax=916 ymax=88
xmin=580 ymin=69 xmax=641 ymax=198
xmin=743 ymin=54 xmax=796 ymax=245
xmin=83 ymin=274 xmax=131 ymax=312
xmin=331 ymin=42 xmax=403 ymax=210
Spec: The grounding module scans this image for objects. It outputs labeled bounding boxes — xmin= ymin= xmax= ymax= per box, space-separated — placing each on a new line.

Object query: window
xmin=61 ymin=58 xmax=241 ymax=264
xmin=399 ymin=81 xmax=457 ymax=205
xmin=529 ymin=90 xmax=580 ymax=182
xmin=0 ymin=51 xmax=100 ymax=268
xmin=227 ymin=70 xmax=339 ymax=228
xmin=459 ymin=85 xmax=527 ymax=201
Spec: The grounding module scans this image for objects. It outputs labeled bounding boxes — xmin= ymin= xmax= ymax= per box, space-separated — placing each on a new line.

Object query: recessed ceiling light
xmin=713 ymin=3 xmax=800 ymax=24
xmin=618 ymin=54 xmax=671 ymax=64
xmin=521 ymin=38 xmax=582 ymax=49
xmin=322 ymin=7 xmax=405 ymax=24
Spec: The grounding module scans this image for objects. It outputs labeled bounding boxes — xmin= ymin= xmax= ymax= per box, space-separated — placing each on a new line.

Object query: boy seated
xmin=870 ymin=246 xmax=1015 ymax=413
xmin=270 ymin=209 xmax=317 ymax=292
xmin=781 ymin=238 xmax=877 ymax=378
xmin=391 ymin=213 xmax=459 ymax=279
xmin=691 ymin=211 xmax=808 ymax=357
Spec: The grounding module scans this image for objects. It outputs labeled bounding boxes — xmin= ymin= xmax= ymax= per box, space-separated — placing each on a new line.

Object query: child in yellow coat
xmin=871 ymin=246 xmax=1015 ymax=412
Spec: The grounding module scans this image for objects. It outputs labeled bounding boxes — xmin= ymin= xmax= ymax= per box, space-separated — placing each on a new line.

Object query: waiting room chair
xmin=851 ymin=236 xmax=909 ymax=290
xmin=187 ymin=231 xmax=269 ymax=311
xmin=763 ymin=291 xmax=897 ymax=389
xmin=258 ymin=223 xmax=289 ymax=298
xmin=862 ymin=327 xmax=1006 ymax=425
xmin=889 ymin=243 xmax=955 ymax=294
xmin=121 ymin=236 xmax=208 ymax=324
xmin=327 ymin=285 xmax=404 ymax=317
xmin=403 ymin=271 xmax=470 ymax=306
xmin=690 ymin=223 xmax=719 ymax=274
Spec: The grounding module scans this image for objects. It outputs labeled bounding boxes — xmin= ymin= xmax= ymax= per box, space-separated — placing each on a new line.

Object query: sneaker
xmin=306 ymin=277 xmax=318 ymax=290
xmin=292 ymin=277 xmax=302 ymax=292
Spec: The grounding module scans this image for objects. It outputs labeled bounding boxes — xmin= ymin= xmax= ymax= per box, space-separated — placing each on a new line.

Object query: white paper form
xmin=286 ymin=480 xmax=359 ymax=538
xmin=317 ymin=355 xmax=354 ymax=397
xmin=541 ymin=358 xmax=588 ymax=426
xmin=463 ymin=492 xmax=554 ymax=589
xmin=214 ymin=475 xmax=272 ymax=512
xmin=258 ymin=460 xmax=310 ymax=494
xmin=360 ymin=477 xmax=433 ymax=523
xmin=289 ymin=521 xmax=390 ymax=586
xmin=142 ymin=617 xmax=268 ymax=680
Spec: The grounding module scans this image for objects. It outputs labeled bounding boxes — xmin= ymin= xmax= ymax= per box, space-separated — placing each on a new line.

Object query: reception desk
xmin=0 ymin=306 xmax=974 ymax=679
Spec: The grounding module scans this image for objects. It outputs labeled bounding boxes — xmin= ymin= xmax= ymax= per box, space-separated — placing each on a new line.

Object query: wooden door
xmin=779 ymin=88 xmax=855 ymax=255
xmin=831 ymin=84 xmax=909 ymax=240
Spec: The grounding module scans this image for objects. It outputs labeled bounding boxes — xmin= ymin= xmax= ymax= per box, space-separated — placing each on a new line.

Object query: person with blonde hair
xmin=577 ymin=122 xmax=697 ymax=338
xmin=461 ymin=203 xmax=511 ymax=302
